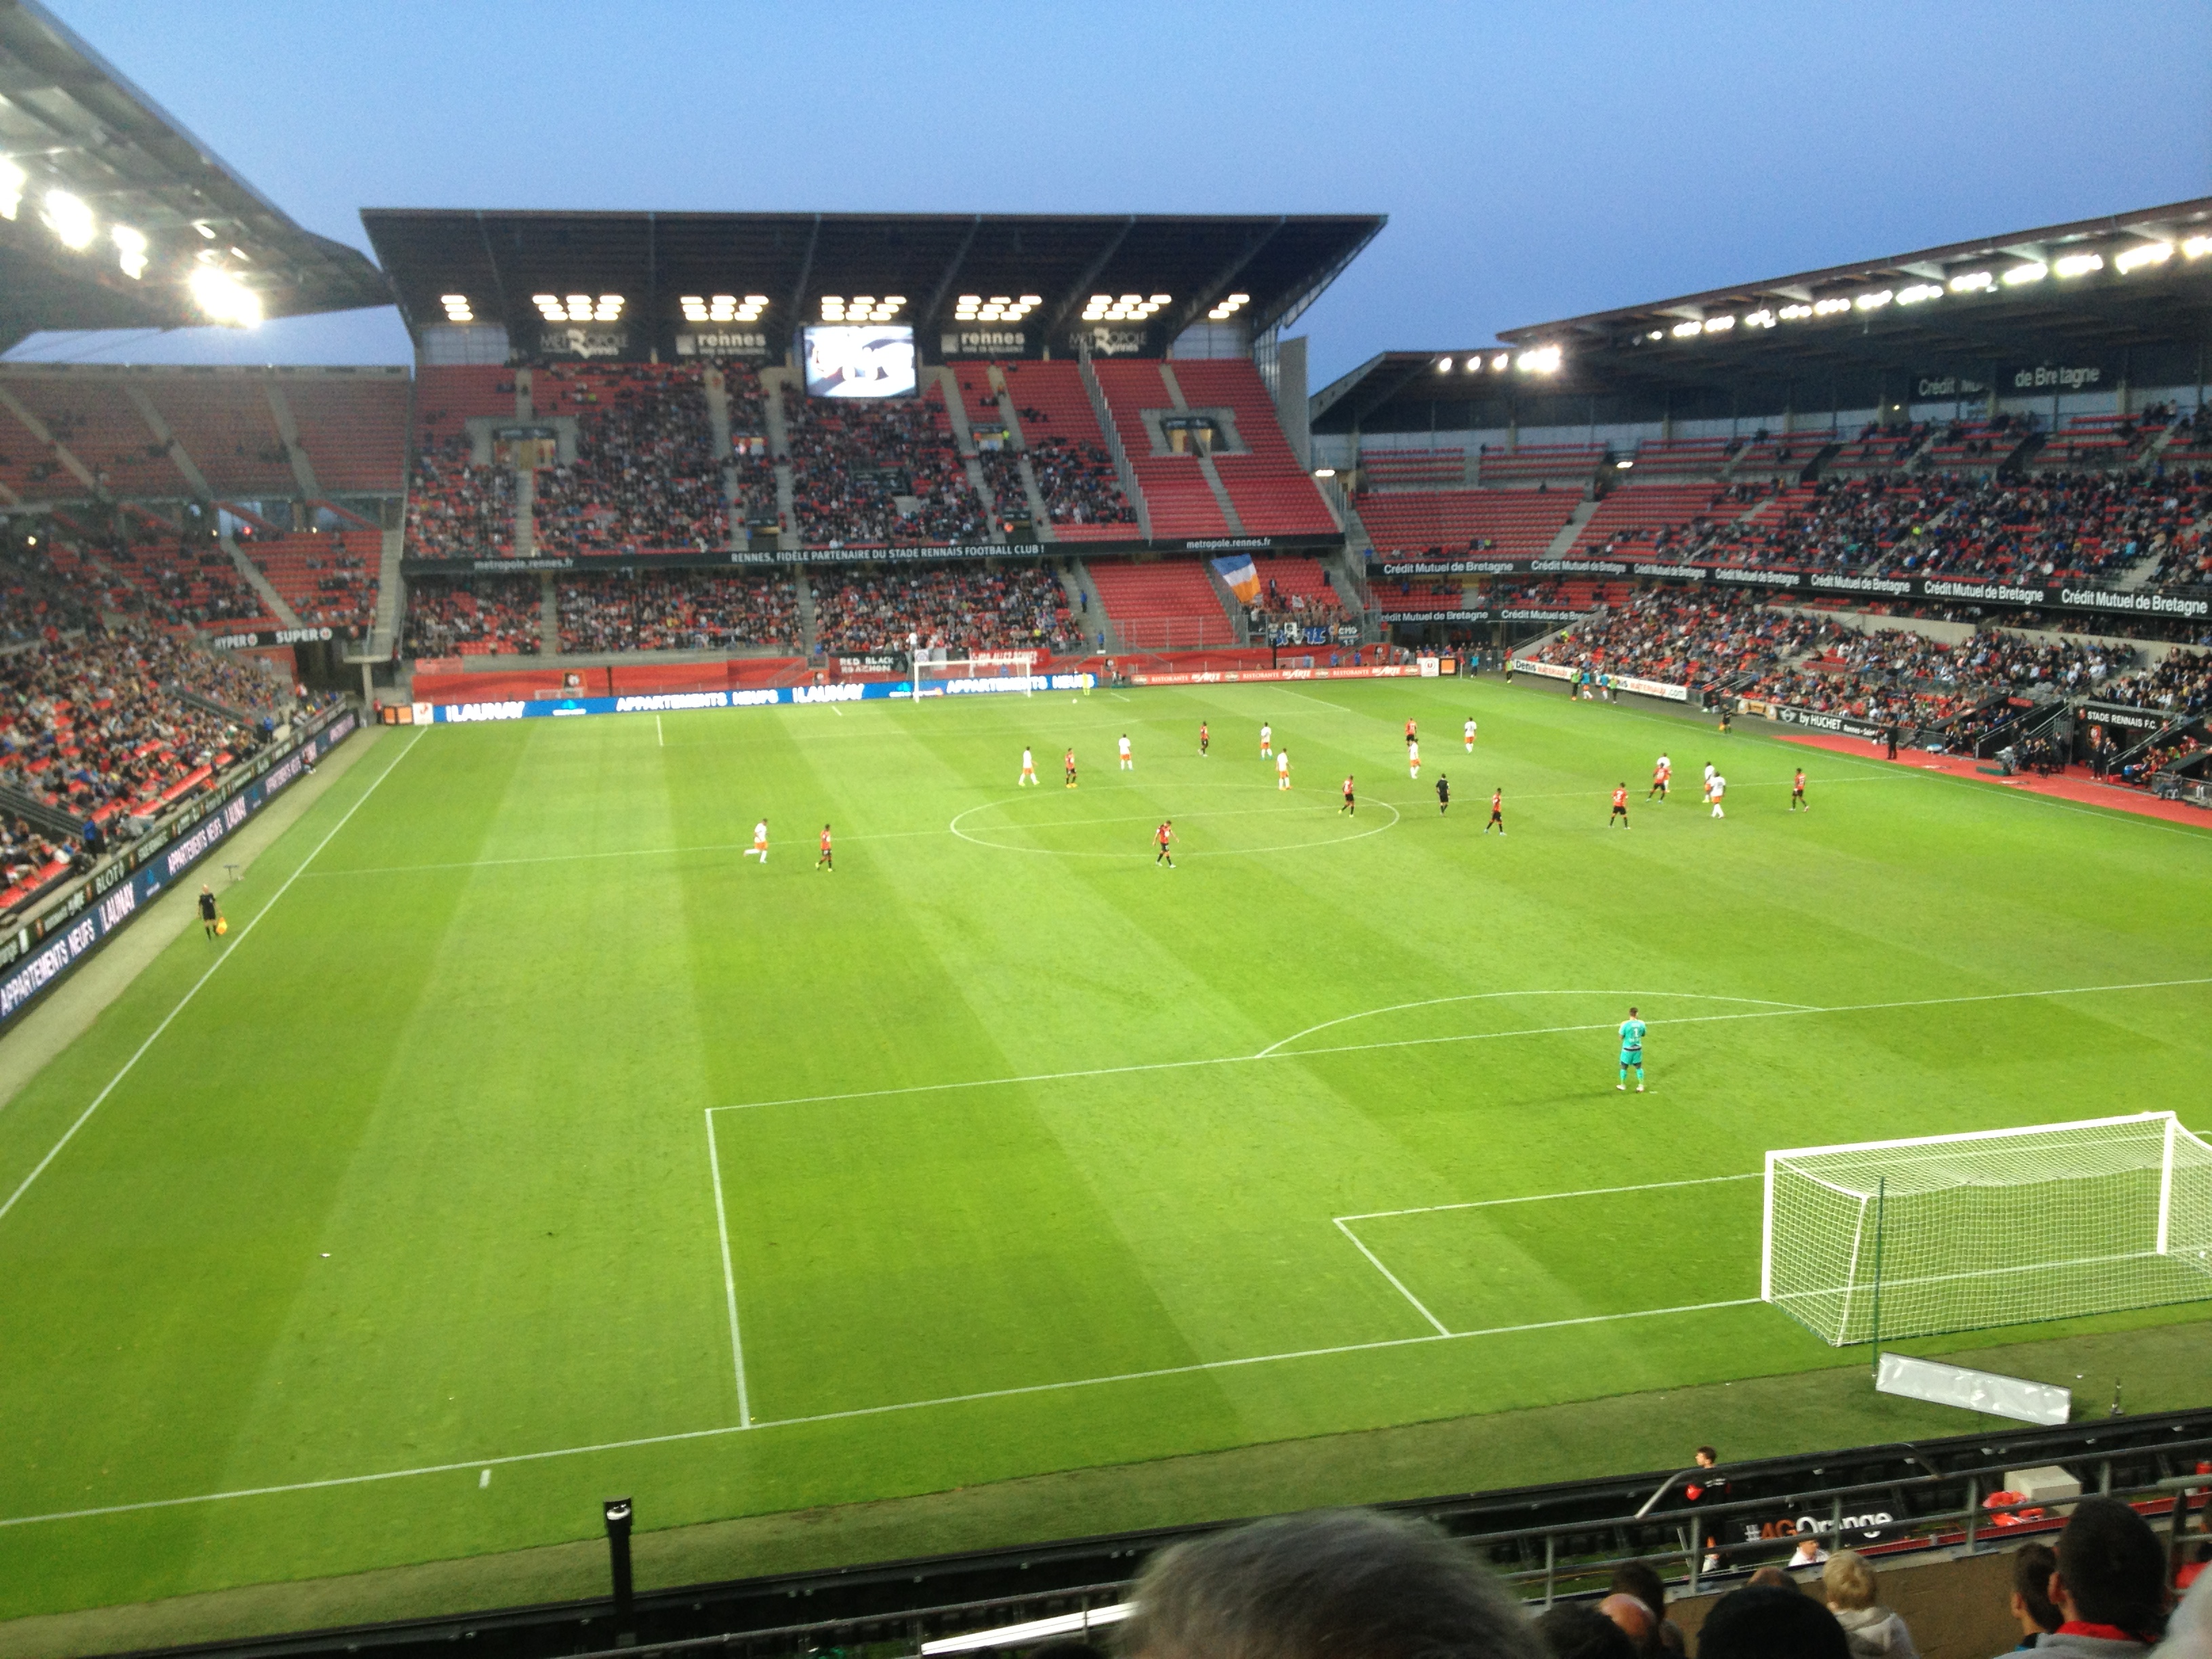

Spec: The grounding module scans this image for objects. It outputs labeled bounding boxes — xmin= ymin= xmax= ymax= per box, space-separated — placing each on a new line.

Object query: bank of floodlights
xmin=954 ymin=294 xmax=1040 ymax=323
xmin=682 ymin=295 xmax=769 ymax=323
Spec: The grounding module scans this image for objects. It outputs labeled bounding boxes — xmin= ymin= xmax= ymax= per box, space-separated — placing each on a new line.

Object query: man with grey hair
xmin=1118 ymin=1509 xmax=1543 ymax=1659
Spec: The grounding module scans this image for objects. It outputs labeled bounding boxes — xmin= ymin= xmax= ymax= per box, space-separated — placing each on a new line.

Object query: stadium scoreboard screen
xmin=803 ymin=325 xmax=916 ymax=398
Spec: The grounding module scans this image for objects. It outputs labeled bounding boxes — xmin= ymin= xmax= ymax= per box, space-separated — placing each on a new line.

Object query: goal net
xmin=1763 ymin=1112 xmax=2212 ymax=1347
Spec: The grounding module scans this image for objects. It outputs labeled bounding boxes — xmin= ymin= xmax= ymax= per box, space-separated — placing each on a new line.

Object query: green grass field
xmin=1 ymin=676 xmax=2208 ymax=1624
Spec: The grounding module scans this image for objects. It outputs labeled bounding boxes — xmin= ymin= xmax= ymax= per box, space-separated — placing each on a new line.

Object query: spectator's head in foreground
xmin=1534 ymin=1603 xmax=1635 ymax=1659
xmin=2050 ymin=1496 xmax=2167 ymax=1643
xmin=1820 ymin=1551 xmax=1879 ymax=1611
xmin=1743 ymin=1567 xmax=1793 ymax=1591
xmin=2009 ymin=1542 xmax=2062 ymax=1639
xmin=1694 ymin=1585 xmax=1847 ymax=1659
xmin=1118 ymin=1509 xmax=1543 ymax=1659
xmin=1596 ymin=1593 xmax=1654 ymax=1650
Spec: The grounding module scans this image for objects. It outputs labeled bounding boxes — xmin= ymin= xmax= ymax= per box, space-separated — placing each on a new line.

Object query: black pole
xmin=605 ymin=1497 xmax=636 ymax=1643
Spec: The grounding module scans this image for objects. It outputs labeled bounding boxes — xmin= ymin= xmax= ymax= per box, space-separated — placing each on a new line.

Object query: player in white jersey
xmin=1277 ymin=748 xmax=1292 ymax=789
xmin=1464 ymin=717 xmax=1477 ymax=752
xmin=1408 ymin=737 xmax=1421 ymax=780
xmin=1019 ymin=746 xmax=1038 ymax=785
xmin=1702 ymin=760 xmax=1717 ymax=803
xmin=1260 ymin=722 xmax=1273 ymax=758
xmin=1649 ymin=752 xmax=1671 ymax=801
xmin=1118 ymin=733 xmax=1133 ymax=771
xmin=744 ymin=819 xmax=768 ymax=861
xmin=1709 ymin=774 xmax=1726 ymax=818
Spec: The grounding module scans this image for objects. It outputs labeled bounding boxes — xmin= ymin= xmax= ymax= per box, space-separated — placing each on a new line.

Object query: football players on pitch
xmin=745 ymin=819 xmax=768 ymax=863
xmin=1617 ymin=1006 xmax=1647 ymax=1091
xmin=1119 ymin=733 xmax=1134 ymax=771
xmin=1484 ymin=787 xmax=1504 ymax=834
xmin=1408 ymin=737 xmax=1421 ymax=780
xmin=1154 ymin=819 xmax=1174 ymax=868
xmin=1199 ymin=720 xmax=1210 ymax=756
xmin=1464 ymin=716 xmax=1477 ymax=753
xmin=1436 ymin=774 xmax=1450 ymax=815
xmin=1341 ymin=774 xmax=1356 ymax=815
xmin=1610 ymin=783 xmax=1630 ymax=827
xmin=1649 ymin=753 xmax=1671 ymax=800
xmin=1277 ymin=747 xmax=1292 ymax=789
xmin=816 ymin=824 xmax=833 ymax=871
xmin=1020 ymin=745 xmax=1038 ymax=785
xmin=1790 ymin=767 xmax=1808 ymax=811
xmin=1260 ymin=722 xmax=1273 ymax=758
xmin=1064 ymin=747 xmax=1078 ymax=788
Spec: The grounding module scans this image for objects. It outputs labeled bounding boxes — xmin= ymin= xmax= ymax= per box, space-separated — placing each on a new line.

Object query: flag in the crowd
xmin=1211 ymin=554 xmax=1261 ymax=605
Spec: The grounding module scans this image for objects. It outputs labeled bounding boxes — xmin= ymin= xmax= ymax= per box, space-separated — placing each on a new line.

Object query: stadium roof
xmin=1315 ymin=197 xmax=2212 ymax=430
xmin=360 ymin=209 xmax=1385 ymax=355
xmin=0 ymin=0 xmax=390 ymax=351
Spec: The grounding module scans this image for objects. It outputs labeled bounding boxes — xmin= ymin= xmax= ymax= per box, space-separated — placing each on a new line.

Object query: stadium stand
xmin=281 ymin=373 xmax=411 ymax=493
xmin=1528 ymin=591 xmax=1836 ymax=697
xmin=1354 ymin=487 xmax=1580 ymax=558
xmin=140 ymin=375 xmax=298 ymax=498
xmin=0 ymin=371 xmax=183 ymax=499
xmin=1246 ymin=554 xmax=1351 ymax=635
xmin=1629 ymin=435 xmax=1737 ymax=476
xmin=1569 ymin=482 xmax=1734 ymax=557
xmin=555 ymin=570 xmax=798 ymax=653
xmin=1475 ymin=442 xmax=1604 ymax=485
xmin=533 ymin=363 xmax=728 ymax=554
xmin=1167 ymin=359 xmax=1336 ymax=535
xmin=234 ymin=528 xmax=381 ymax=632
xmin=994 ymin=360 xmax=1139 ymax=538
xmin=401 ymin=574 xmax=542 ymax=656
xmin=783 ymin=382 xmax=985 ymax=547
xmin=811 ymin=564 xmax=1075 ymax=656
xmin=1086 ymin=558 xmax=1237 ymax=647
xmin=1092 ymin=360 xmax=1231 ymax=538
xmin=405 ymin=367 xmax=518 ymax=560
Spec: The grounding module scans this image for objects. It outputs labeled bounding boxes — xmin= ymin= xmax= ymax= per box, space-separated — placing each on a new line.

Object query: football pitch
xmin=1 ymin=675 xmax=2208 ymax=1622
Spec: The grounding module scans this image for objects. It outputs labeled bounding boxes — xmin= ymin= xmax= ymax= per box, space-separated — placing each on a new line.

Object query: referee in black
xmin=1435 ymin=773 xmax=1450 ymax=815
xmin=198 ymin=884 xmax=222 ymax=941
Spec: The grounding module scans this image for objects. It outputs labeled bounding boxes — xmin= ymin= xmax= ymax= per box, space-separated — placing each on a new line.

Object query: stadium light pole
xmin=604 ymin=1497 xmax=636 ymax=1643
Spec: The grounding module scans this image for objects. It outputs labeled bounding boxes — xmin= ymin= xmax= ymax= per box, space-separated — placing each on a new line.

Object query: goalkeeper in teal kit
xmin=1616 ymin=1006 xmax=1647 ymax=1092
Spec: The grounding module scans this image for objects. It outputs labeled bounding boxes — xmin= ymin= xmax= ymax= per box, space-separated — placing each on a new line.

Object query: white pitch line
xmin=657 ymin=714 xmax=664 ymax=747
xmin=713 ymin=977 xmax=2212 ymax=1117
xmin=0 ymin=1294 xmax=1768 ymax=1530
xmin=0 ymin=729 xmax=422 ymax=1227
xmin=1339 ymin=1172 xmax=1763 ymax=1225
xmin=307 ymin=825 xmax=950 ymax=878
xmin=703 ymin=1109 xmax=752 ymax=1428
xmin=1332 ymin=1218 xmax=1450 ymax=1335
xmin=1257 ymin=989 xmax=1814 ymax=1060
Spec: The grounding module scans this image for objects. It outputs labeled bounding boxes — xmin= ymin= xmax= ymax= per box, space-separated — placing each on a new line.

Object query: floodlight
xmin=1813 ymin=298 xmax=1851 ymax=316
xmin=189 ymin=266 xmax=260 ymax=327
xmin=1313 ymin=467 xmax=1336 ymax=478
xmin=681 ymin=295 xmax=708 ymax=321
xmin=1645 ymin=329 xmax=1664 ymax=341
xmin=1437 ymin=356 xmax=1454 ymax=371
xmin=533 ymin=293 xmax=565 ymax=319
xmin=1702 ymin=315 xmax=1734 ymax=332
xmin=1743 ymin=309 xmax=1776 ymax=329
xmin=440 ymin=293 xmax=474 ymax=322
xmin=1778 ymin=304 xmax=1813 ymax=321
xmin=1516 ymin=345 xmax=1562 ymax=373
xmin=2003 ymin=262 xmax=2047 ymax=286
xmin=2053 ymin=253 xmax=2102 ymax=279
xmin=2184 ymin=236 xmax=2212 ymax=260
xmin=1671 ymin=320 xmax=1702 ymax=338
xmin=2113 ymin=243 xmax=2171 ymax=274
xmin=42 ymin=189 xmax=94 ymax=250
xmin=0 ymin=158 xmax=23 ymax=220
xmin=1490 ymin=353 xmax=1507 ymax=371
xmin=594 ymin=295 xmax=623 ymax=321
xmin=192 ymin=220 xmax=216 ymax=239
xmin=1948 ymin=270 xmax=1994 ymax=292
xmin=1616 ymin=458 xmax=1635 ymax=470
xmin=1855 ymin=289 xmax=1892 ymax=310
xmin=112 ymin=224 xmax=148 ymax=280
xmin=1896 ymin=283 xmax=1942 ymax=306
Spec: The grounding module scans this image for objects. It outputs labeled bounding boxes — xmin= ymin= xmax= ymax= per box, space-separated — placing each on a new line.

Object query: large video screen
xmin=802 ymin=325 xmax=917 ymax=398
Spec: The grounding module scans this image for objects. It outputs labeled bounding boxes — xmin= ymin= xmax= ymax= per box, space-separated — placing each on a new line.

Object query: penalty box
xmin=705 ymin=1073 xmax=1774 ymax=1425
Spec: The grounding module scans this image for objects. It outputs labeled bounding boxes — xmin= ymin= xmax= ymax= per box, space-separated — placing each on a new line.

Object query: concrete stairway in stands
xmin=220 ymin=531 xmax=300 ymax=627
xmin=794 ymin=567 xmax=818 ymax=656
xmin=262 ymin=383 xmax=322 ymax=501
xmin=760 ymin=368 xmax=798 ymax=537
xmin=1541 ymin=498 xmax=1600 ymax=557
xmin=539 ymin=572 xmax=558 ymax=655
xmin=702 ymin=365 xmax=743 ymax=550
xmin=989 ymin=365 xmax=1057 ymax=541
xmin=372 ymin=526 xmax=405 ymax=654
xmin=1062 ymin=561 xmax=1115 ymax=651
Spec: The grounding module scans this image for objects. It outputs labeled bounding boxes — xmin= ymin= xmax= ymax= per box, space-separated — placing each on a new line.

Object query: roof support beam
xmin=1161 ymin=218 xmax=1284 ymax=344
xmin=787 ymin=214 xmax=822 ymax=330
xmin=919 ymin=215 xmax=983 ymax=335
xmin=1042 ymin=216 xmax=1136 ymax=346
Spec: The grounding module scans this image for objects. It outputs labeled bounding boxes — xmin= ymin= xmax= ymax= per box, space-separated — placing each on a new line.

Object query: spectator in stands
xmin=1820 ymin=1551 xmax=1916 ymax=1658
xmin=556 ymin=571 xmax=798 ymax=653
xmin=2006 ymin=1542 xmax=2064 ymax=1647
xmin=1610 ymin=1561 xmax=1687 ymax=1656
xmin=2030 ymin=1496 xmax=2169 ymax=1655
xmin=1115 ymin=1509 xmax=1543 ymax=1659
xmin=1536 ymin=1603 xmax=1637 ymax=1659
xmin=1598 ymin=1592 xmax=1660 ymax=1656
xmin=1697 ymin=1585 xmax=1849 ymax=1659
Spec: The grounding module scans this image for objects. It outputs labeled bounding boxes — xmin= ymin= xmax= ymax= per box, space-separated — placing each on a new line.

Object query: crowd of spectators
xmin=534 ymin=364 xmax=729 ymax=554
xmin=1109 ymin=1495 xmax=2198 ymax=1659
xmin=405 ymin=434 xmax=513 ymax=559
xmin=1743 ymin=621 xmax=2131 ymax=733
xmin=1685 ymin=468 xmax=2209 ymax=584
xmin=0 ymin=544 xmax=106 ymax=643
xmin=401 ymin=575 xmax=542 ymax=657
xmin=2095 ymin=644 xmax=2212 ymax=717
xmin=555 ymin=571 xmax=798 ymax=653
xmin=1530 ymin=592 xmax=1837 ymax=696
xmin=1028 ymin=436 xmax=1136 ymax=529
xmin=811 ymin=563 xmax=1075 ymax=656
xmin=784 ymin=386 xmax=985 ymax=546
xmin=0 ymin=623 xmax=279 ymax=825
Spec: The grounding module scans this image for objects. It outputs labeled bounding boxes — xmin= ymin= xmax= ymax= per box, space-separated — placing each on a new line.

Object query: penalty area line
xmin=0 ymin=1294 xmax=1766 ymax=1529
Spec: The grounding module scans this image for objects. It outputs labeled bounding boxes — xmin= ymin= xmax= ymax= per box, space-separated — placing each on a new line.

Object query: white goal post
xmin=1762 ymin=1112 xmax=2212 ymax=1347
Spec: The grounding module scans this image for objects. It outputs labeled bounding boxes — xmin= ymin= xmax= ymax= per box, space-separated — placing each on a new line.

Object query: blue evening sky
xmin=9 ymin=1 xmax=2207 ymax=381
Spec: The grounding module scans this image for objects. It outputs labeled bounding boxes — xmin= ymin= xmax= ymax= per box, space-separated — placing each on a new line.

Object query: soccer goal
xmin=1762 ymin=1112 xmax=2212 ymax=1347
